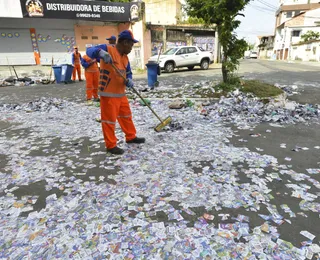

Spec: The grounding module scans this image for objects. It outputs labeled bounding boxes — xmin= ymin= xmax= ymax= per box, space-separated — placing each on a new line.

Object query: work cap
xmin=118 ymin=30 xmax=138 ymax=43
xmin=106 ymin=35 xmax=116 ymax=41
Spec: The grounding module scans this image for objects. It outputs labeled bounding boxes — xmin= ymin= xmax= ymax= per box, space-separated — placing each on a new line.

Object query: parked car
xmin=148 ymin=46 xmax=214 ymax=73
xmin=250 ymin=51 xmax=258 ymax=59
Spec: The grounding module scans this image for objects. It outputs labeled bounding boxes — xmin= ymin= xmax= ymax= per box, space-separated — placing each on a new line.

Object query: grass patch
xmin=241 ymin=80 xmax=283 ymax=98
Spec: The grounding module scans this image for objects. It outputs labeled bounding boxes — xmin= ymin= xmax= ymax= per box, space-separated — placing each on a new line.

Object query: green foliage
xmin=214 ymin=74 xmax=241 ymax=92
xmin=247 ymin=42 xmax=255 ymax=50
xmin=185 ymin=0 xmax=251 ymax=82
xmin=301 ymin=31 xmax=320 ymax=42
xmin=186 ymin=16 xmax=205 ymax=24
xmin=223 ymin=37 xmax=248 ymax=80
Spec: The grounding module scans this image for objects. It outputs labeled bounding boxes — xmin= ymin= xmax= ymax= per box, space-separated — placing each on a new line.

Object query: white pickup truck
xmin=148 ymin=46 xmax=214 ymax=73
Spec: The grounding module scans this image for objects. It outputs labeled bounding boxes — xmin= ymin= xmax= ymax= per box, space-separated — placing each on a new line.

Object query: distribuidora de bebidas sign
xmin=21 ymin=0 xmax=141 ymax=21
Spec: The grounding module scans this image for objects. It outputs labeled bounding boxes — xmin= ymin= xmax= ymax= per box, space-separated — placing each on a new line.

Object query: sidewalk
xmin=0 ymin=65 xmax=148 ymax=81
xmin=0 ymin=63 xmax=222 ymax=80
xmin=262 ymin=58 xmax=320 ymax=67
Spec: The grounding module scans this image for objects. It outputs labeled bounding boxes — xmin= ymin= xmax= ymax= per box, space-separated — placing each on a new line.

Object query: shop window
xmin=81 ymin=36 xmax=88 ymax=40
xmin=92 ymin=36 xmax=98 ymax=40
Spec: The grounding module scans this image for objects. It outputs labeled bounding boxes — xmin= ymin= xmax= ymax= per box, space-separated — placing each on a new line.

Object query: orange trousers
xmin=85 ymin=71 xmax=99 ymax=99
xmin=100 ymin=96 xmax=137 ymax=149
xmin=72 ymin=64 xmax=82 ymax=81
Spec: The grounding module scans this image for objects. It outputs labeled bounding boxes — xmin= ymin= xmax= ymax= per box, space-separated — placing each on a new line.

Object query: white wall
xmin=303 ymin=8 xmax=320 ymax=26
xmin=291 ymin=41 xmax=320 ymax=61
xmin=0 ymin=18 xmax=76 ymax=65
xmin=144 ymin=0 xmax=180 ymax=25
xmin=0 ymin=0 xmax=22 ymax=18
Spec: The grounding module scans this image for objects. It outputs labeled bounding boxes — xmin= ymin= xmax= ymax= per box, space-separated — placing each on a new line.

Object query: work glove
xmin=126 ymin=78 xmax=134 ymax=89
xmin=98 ymin=50 xmax=113 ymax=64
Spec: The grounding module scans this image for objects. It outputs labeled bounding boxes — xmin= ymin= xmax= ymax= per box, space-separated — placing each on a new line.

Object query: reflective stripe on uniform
xmin=98 ymin=92 xmax=126 ymax=97
xmin=86 ymin=69 xmax=99 ymax=73
xmin=100 ymin=75 xmax=109 ymax=81
xmin=118 ymin=114 xmax=132 ymax=118
xmin=100 ymin=69 xmax=110 ymax=75
xmin=101 ymin=120 xmax=116 ymax=125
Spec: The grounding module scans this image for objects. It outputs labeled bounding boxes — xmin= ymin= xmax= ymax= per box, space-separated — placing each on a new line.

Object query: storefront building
xmin=0 ymin=0 xmax=150 ymax=68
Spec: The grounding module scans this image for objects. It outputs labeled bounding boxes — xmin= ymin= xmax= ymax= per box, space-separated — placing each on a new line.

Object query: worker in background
xmin=86 ymin=30 xmax=145 ymax=155
xmin=81 ymin=55 xmax=99 ymax=101
xmin=72 ymin=46 xmax=82 ymax=81
xmin=106 ymin=35 xmax=116 ymax=45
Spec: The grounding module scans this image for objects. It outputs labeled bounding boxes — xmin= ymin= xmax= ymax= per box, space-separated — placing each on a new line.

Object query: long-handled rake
xmin=111 ymin=63 xmax=172 ymax=132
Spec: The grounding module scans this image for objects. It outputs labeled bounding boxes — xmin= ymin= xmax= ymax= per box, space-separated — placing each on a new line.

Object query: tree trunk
xmin=222 ymin=62 xmax=228 ymax=83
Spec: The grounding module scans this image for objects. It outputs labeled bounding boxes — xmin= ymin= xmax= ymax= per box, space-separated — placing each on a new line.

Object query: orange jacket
xmin=72 ymin=52 xmax=81 ymax=65
xmin=98 ymin=45 xmax=130 ymax=98
xmin=81 ymin=55 xmax=99 ymax=72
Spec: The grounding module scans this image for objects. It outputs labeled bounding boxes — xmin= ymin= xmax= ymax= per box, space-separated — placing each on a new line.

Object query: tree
xmin=301 ymin=30 xmax=320 ymax=42
xmin=247 ymin=42 xmax=255 ymax=50
xmin=185 ymin=0 xmax=251 ymax=83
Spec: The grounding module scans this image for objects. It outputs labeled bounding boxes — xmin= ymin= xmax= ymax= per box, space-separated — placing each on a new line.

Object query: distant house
xmin=274 ymin=0 xmax=320 ymax=61
xmin=256 ymin=35 xmax=275 ymax=59
xmin=144 ymin=0 xmax=220 ymax=63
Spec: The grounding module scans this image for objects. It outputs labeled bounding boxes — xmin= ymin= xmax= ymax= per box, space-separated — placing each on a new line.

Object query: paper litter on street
xmin=0 ymin=89 xmax=319 ymax=259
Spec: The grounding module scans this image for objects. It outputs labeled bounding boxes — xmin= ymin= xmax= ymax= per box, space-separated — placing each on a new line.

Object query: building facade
xmin=0 ymin=0 xmax=221 ymax=67
xmin=274 ymin=0 xmax=320 ymax=60
xmin=0 ymin=0 xmax=149 ymax=68
xmin=256 ymin=35 xmax=275 ymax=59
xmin=144 ymin=0 xmax=183 ymax=25
xmin=144 ymin=0 xmax=219 ymax=63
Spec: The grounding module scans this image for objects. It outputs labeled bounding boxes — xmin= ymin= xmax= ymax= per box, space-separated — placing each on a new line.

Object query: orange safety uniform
xmin=72 ymin=51 xmax=82 ymax=81
xmin=88 ymin=45 xmax=136 ymax=149
xmin=81 ymin=55 xmax=99 ymax=100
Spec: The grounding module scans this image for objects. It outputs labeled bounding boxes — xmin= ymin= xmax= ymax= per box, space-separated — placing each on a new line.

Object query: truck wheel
xmin=187 ymin=66 xmax=194 ymax=70
xmin=164 ymin=62 xmax=174 ymax=73
xmin=200 ymin=59 xmax=209 ymax=70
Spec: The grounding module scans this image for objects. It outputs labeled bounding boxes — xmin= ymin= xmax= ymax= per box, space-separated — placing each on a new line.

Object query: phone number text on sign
xmin=76 ymin=13 xmax=101 ymax=18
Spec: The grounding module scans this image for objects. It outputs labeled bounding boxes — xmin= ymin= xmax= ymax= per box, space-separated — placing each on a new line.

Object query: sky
xmin=236 ymin=0 xmax=280 ymax=43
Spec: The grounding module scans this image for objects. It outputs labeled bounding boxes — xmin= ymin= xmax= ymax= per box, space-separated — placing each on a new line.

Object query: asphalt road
xmin=0 ymin=59 xmax=319 ymax=258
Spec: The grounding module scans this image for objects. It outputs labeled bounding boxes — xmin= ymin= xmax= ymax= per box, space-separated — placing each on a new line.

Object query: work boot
xmin=107 ymin=146 xmax=124 ymax=155
xmin=93 ymin=98 xmax=100 ymax=102
xmin=126 ymin=137 xmax=145 ymax=144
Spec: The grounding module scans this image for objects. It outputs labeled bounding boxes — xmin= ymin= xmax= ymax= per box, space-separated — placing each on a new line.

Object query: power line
xmin=251 ymin=4 xmax=276 ymax=13
xmin=256 ymin=0 xmax=278 ymax=10
xmin=250 ymin=4 xmax=276 ymax=15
